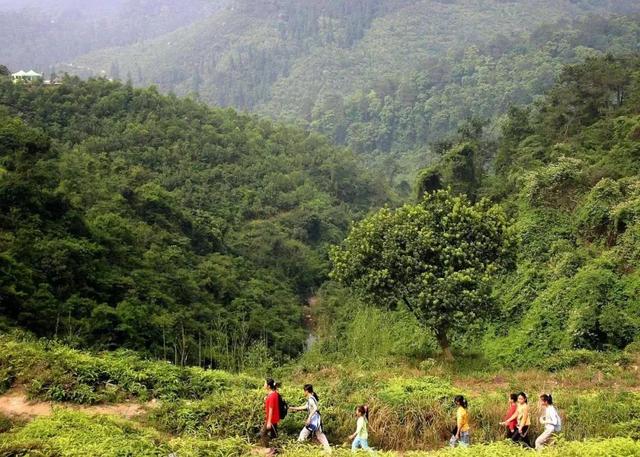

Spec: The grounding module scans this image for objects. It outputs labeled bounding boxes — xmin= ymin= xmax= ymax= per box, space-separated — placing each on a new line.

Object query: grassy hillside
xmin=0 ymin=77 xmax=388 ymax=369
xmin=51 ymin=1 xmax=640 ymax=161
xmin=0 ymin=335 xmax=638 ymax=455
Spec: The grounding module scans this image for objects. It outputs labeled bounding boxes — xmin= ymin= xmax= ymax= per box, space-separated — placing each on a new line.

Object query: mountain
xmin=0 ymin=76 xmax=387 ymax=368
xmin=413 ymin=54 xmax=640 ymax=362
xmin=46 ymin=0 xmax=640 ymax=160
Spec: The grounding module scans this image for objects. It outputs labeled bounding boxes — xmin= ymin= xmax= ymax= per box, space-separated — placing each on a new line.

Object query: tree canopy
xmin=330 ymin=189 xmax=515 ymax=359
xmin=0 ymin=77 xmax=389 ymax=369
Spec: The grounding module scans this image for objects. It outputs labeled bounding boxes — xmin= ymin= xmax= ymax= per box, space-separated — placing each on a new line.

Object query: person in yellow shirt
xmin=449 ymin=395 xmax=470 ymax=447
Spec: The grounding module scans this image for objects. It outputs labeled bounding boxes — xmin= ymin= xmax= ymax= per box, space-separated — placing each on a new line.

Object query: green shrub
xmin=0 ymin=336 xmax=261 ymax=404
xmin=0 ymin=411 xmax=164 ymax=457
xmin=565 ymin=392 xmax=640 ymax=440
xmin=545 ymin=349 xmax=631 ymax=372
xmin=575 ymin=178 xmax=623 ymax=241
xmin=377 ymin=377 xmax=455 ymax=407
xmin=167 ymin=437 xmax=249 ymax=457
xmin=148 ymin=389 xmax=263 ymax=438
xmin=523 ymin=157 xmax=587 ymax=210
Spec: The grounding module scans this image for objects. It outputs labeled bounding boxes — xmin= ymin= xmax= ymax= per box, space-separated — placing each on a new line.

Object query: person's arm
xmin=350 ymin=417 xmax=362 ymax=440
xmin=520 ymin=405 xmax=529 ymax=430
xmin=500 ymin=408 xmax=517 ymax=425
xmin=266 ymin=404 xmax=273 ymax=429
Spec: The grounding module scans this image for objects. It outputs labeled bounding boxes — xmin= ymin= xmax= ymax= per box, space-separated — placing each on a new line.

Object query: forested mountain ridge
xmin=49 ymin=0 xmax=640 ymax=162
xmin=412 ymin=54 xmax=640 ymax=362
xmin=0 ymin=77 xmax=387 ymax=369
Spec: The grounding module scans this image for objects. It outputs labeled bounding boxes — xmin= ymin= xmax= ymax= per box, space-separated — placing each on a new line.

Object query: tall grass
xmin=1 ymin=335 xmax=639 ymax=453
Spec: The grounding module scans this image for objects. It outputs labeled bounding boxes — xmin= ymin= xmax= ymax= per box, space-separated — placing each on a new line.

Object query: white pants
xmin=298 ymin=426 xmax=332 ymax=453
xmin=535 ymin=427 xmax=555 ymax=451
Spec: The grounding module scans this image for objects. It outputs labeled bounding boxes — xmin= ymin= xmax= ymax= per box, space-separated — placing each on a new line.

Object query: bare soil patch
xmin=0 ymin=388 xmax=154 ymax=420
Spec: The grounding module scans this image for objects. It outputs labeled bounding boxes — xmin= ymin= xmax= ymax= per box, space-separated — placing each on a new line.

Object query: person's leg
xmin=352 ymin=437 xmax=360 ymax=452
xmin=298 ymin=426 xmax=311 ymax=442
xmin=260 ymin=425 xmax=271 ymax=448
xmin=315 ymin=429 xmax=332 ymax=453
xmin=449 ymin=435 xmax=458 ymax=447
xmin=520 ymin=426 xmax=531 ymax=448
xmin=460 ymin=431 xmax=470 ymax=448
xmin=535 ymin=429 xmax=553 ymax=451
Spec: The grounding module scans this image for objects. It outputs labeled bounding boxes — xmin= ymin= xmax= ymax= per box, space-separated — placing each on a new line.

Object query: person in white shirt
xmin=535 ymin=393 xmax=561 ymax=451
xmin=289 ymin=384 xmax=332 ymax=454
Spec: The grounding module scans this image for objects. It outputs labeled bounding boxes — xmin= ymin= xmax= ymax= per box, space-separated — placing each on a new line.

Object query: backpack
xmin=278 ymin=393 xmax=288 ymax=420
xmin=554 ymin=413 xmax=562 ymax=433
xmin=305 ymin=396 xmax=321 ymax=432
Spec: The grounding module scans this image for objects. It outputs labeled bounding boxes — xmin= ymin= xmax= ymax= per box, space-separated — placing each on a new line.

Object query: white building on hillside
xmin=11 ymin=70 xmax=43 ymax=83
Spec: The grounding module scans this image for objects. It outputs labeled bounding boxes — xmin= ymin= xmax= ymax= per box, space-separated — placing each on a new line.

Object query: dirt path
xmin=0 ymin=388 xmax=153 ymax=420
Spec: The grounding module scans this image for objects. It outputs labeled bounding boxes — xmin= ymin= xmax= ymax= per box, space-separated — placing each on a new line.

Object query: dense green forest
xmin=0 ymin=76 xmax=387 ymax=369
xmin=289 ymin=53 xmax=640 ymax=370
xmin=1 ymin=3 xmax=640 ymax=453
xmin=421 ymin=54 xmax=640 ymax=361
xmin=47 ymin=1 xmax=640 ymax=163
xmin=2 ymin=53 xmax=637 ymax=372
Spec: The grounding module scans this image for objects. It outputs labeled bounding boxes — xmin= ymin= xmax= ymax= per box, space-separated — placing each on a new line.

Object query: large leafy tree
xmin=330 ymin=189 xmax=515 ymax=359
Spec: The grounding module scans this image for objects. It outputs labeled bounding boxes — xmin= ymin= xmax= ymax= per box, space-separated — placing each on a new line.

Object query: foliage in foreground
xmin=0 ymin=410 xmax=249 ymax=457
xmin=0 ymin=409 xmax=639 ymax=457
xmin=2 ymin=337 xmax=639 ymax=452
xmin=281 ymin=438 xmax=640 ymax=457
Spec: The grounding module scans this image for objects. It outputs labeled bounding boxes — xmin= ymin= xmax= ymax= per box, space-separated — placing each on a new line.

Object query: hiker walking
xmin=261 ymin=378 xmax=281 ymax=451
xmin=502 ymin=392 xmax=531 ymax=447
xmin=449 ymin=395 xmax=471 ymax=447
xmin=502 ymin=393 xmax=518 ymax=439
xmin=350 ymin=405 xmax=374 ymax=453
xmin=290 ymin=384 xmax=332 ymax=454
xmin=535 ymin=393 xmax=561 ymax=451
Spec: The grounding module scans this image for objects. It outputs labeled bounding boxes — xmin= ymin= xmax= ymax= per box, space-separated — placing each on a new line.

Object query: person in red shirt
xmin=261 ymin=378 xmax=281 ymax=449
xmin=500 ymin=393 xmax=519 ymax=438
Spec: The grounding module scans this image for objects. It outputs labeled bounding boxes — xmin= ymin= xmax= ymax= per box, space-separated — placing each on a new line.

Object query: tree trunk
xmin=435 ymin=327 xmax=454 ymax=361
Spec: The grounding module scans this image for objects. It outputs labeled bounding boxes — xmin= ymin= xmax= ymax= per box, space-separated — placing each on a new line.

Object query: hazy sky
xmin=0 ymin=0 xmax=127 ymax=15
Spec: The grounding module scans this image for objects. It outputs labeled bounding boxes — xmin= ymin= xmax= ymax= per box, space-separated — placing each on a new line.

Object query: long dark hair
xmin=510 ymin=393 xmax=518 ymax=402
xmin=454 ymin=395 xmax=468 ymax=409
xmin=356 ymin=405 xmax=369 ymax=420
xmin=304 ymin=384 xmax=319 ymax=401
xmin=266 ymin=378 xmax=277 ymax=390
xmin=540 ymin=393 xmax=553 ymax=405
